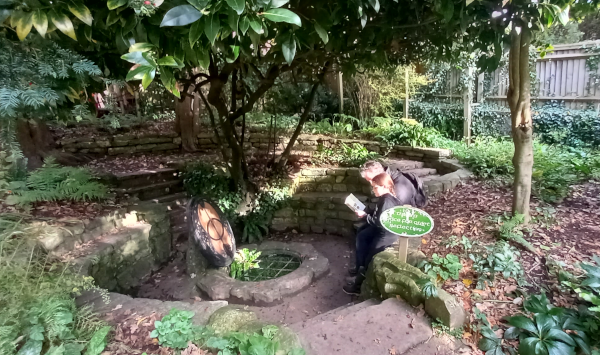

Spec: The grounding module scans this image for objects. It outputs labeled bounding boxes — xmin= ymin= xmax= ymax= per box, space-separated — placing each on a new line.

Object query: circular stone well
xmin=195 ymin=241 xmax=329 ymax=305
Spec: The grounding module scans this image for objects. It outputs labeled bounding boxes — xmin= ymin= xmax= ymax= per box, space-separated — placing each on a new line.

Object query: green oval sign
xmin=380 ymin=206 xmax=434 ymax=237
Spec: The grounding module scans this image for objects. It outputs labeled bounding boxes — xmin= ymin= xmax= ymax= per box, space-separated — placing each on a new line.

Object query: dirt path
xmin=135 ymin=233 xmax=356 ymax=325
xmin=247 ymin=233 xmax=355 ymax=325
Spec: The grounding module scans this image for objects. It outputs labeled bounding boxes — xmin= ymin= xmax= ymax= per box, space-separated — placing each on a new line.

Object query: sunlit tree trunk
xmin=174 ymin=93 xmax=199 ymax=152
xmin=507 ymin=27 xmax=533 ymax=223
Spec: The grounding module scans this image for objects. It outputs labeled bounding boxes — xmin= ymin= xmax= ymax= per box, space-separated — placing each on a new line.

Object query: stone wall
xmin=270 ymin=160 xmax=472 ymax=238
xmin=35 ymin=203 xmax=172 ymax=293
xmin=58 ymin=126 xmax=453 ymax=162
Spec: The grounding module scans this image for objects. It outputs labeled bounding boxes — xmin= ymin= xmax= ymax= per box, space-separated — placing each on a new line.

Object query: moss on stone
xmin=208 ymin=306 xmax=258 ymax=335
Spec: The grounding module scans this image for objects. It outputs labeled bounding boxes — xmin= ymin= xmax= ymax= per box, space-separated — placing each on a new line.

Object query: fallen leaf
xmin=112 ymin=304 xmax=123 ymax=311
xmin=462 ymin=279 xmax=473 ymax=287
xmin=422 ymin=239 xmax=427 ymax=244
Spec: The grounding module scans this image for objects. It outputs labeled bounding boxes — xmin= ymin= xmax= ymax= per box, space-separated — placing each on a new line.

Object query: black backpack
xmin=402 ymin=172 xmax=428 ymax=208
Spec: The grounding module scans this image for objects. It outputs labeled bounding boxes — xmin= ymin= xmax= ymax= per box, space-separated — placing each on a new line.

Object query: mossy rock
xmin=207 ymin=306 xmax=257 ymax=335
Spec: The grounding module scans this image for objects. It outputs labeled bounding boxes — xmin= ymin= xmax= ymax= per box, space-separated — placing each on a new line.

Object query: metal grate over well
xmin=245 ymin=253 xmax=302 ymax=281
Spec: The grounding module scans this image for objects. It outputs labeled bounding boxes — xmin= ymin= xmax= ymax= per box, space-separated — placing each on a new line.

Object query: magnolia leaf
xmin=49 ymin=10 xmax=77 ymax=40
xmin=228 ymin=9 xmax=239 ymax=32
xmin=226 ymin=0 xmax=245 ymax=15
xmin=282 ymin=35 xmax=296 ymax=65
xmin=128 ymin=42 xmax=154 ymax=52
xmin=189 ymin=19 xmax=203 ymax=47
xmin=106 ymin=11 xmax=119 ymax=27
xmin=142 ymin=69 xmax=156 ymax=89
xmin=249 ymin=18 xmax=264 ymax=34
xmin=142 ymin=52 xmax=157 ymax=68
xmin=261 ymin=8 xmax=301 ymax=26
xmin=360 ymin=12 xmax=367 ymax=28
xmin=16 ymin=12 xmax=33 ymax=41
xmin=160 ymin=5 xmax=202 ymax=27
xmin=107 ymin=0 xmax=128 ymax=11
xmin=121 ymin=51 xmax=150 ymax=65
xmin=122 ymin=15 xmax=137 ymax=34
xmin=269 ymin=0 xmax=289 ymax=8
xmin=226 ymin=45 xmax=240 ymax=63
xmin=157 ymin=56 xmax=181 ymax=67
xmin=239 ymin=16 xmax=250 ymax=34
xmin=31 ymin=10 xmax=47 ymax=38
xmin=313 ymin=22 xmax=328 ymax=44
xmin=204 ymin=14 xmax=221 ymax=45
xmin=84 ymin=25 xmax=92 ymax=41
xmin=558 ymin=5 xmax=570 ymax=26
xmin=466 ymin=0 xmax=475 ymax=5
xmin=197 ymin=47 xmax=210 ymax=69
xmin=68 ymin=3 xmax=93 ymax=26
xmin=126 ymin=65 xmax=152 ymax=81
xmin=187 ymin=0 xmax=209 ymax=11
xmin=368 ymin=0 xmax=380 ymax=13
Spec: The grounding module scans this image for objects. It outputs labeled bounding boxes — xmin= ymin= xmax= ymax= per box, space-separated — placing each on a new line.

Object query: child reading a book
xmin=343 ymin=173 xmax=402 ymax=295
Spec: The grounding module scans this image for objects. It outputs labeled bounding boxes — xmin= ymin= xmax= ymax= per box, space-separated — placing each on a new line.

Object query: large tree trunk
xmin=16 ymin=118 xmax=91 ymax=169
xmin=507 ymin=27 xmax=533 ymax=223
xmin=174 ymin=94 xmax=200 ymax=152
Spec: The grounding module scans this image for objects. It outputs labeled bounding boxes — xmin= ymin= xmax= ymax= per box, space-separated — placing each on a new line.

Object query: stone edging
xmin=195 ymin=241 xmax=329 ymax=305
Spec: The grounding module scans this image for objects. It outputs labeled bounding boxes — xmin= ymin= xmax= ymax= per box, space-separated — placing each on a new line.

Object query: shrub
xmin=534 ymin=101 xmax=600 ymax=149
xmin=470 ymin=241 xmax=526 ymax=289
xmin=312 ymin=142 xmax=380 ymax=167
xmin=0 ymin=214 xmax=110 ymax=355
xmin=183 ymin=164 xmax=292 ymax=243
xmin=374 ymin=118 xmax=446 ymax=148
xmin=4 ymin=158 xmax=107 ymax=207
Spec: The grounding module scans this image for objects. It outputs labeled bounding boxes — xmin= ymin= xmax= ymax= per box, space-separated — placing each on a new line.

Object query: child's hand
xmin=356 ymin=210 xmax=366 ymax=217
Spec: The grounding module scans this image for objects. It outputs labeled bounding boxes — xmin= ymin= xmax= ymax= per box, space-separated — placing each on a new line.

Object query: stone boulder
xmin=207 ymin=306 xmax=258 ymax=335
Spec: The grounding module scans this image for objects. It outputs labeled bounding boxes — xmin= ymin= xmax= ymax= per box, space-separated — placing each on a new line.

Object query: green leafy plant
xmin=312 ymin=143 xmax=380 ymax=167
xmin=230 ymin=249 xmax=261 ymax=281
xmin=375 ymin=118 xmax=446 ymax=148
xmin=151 ymin=309 xmax=196 ymax=349
xmin=492 ymin=214 xmax=537 ymax=254
xmin=416 ymin=277 xmax=439 ymax=298
xmin=431 ymin=318 xmax=464 ymax=339
xmin=563 ymin=256 xmax=600 ymax=316
xmin=470 ymin=241 xmax=526 ymax=289
xmin=0 ymin=214 xmax=110 ymax=355
xmin=5 ymin=158 xmax=107 ymax=207
xmin=441 ymin=235 xmax=473 ymax=255
xmin=419 ymin=253 xmax=463 ymax=283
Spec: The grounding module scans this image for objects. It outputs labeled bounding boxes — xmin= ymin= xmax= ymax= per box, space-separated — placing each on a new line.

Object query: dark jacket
xmin=366 ymin=193 xmax=402 ymax=240
xmin=385 ymin=166 xmax=418 ymax=207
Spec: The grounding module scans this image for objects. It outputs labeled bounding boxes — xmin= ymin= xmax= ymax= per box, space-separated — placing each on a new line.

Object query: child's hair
xmin=371 ymin=173 xmax=397 ymax=197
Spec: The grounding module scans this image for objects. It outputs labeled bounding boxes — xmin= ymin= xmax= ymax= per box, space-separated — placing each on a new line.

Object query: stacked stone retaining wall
xmin=34 ymin=203 xmax=172 ymax=292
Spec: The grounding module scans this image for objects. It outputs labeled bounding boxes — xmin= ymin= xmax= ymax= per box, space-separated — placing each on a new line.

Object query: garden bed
xmin=419 ymin=179 xmax=600 ymax=349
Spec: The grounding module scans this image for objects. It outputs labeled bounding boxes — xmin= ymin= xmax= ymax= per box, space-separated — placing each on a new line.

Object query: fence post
xmin=404 ymin=67 xmax=410 ymax=118
xmin=463 ymin=67 xmax=473 ymax=145
xmin=338 ymin=71 xmax=344 ymax=114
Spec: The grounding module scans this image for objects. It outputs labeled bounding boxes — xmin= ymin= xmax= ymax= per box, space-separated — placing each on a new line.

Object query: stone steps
xmin=290 ymin=299 xmax=381 ymax=332
xmin=114 ymin=180 xmax=184 ymax=201
xmin=151 ymin=191 xmax=189 ymax=206
xmin=111 ymin=168 xmax=181 ymax=189
xmin=290 ymin=297 xmax=444 ymax=355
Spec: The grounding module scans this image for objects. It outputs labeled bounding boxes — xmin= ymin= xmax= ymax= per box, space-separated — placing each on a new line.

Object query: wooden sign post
xmin=380 ymin=206 xmax=435 ymax=263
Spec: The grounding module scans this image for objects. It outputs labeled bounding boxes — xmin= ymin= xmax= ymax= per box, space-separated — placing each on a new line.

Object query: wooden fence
xmin=437 ymin=41 xmax=600 ymax=110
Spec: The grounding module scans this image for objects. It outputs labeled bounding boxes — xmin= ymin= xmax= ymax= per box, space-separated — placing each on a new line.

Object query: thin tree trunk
xmin=507 ymin=27 xmax=533 ymax=223
xmin=175 ymin=94 xmax=199 ymax=152
xmin=275 ymin=62 xmax=331 ymax=170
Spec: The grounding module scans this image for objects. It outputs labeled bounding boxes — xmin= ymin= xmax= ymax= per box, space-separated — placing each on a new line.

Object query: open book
xmin=345 ymin=194 xmax=366 ymax=213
